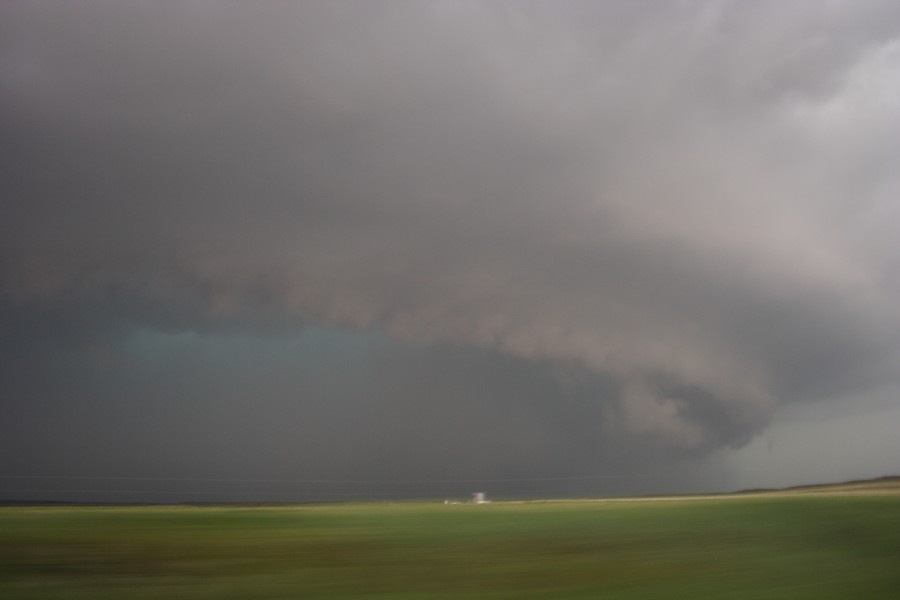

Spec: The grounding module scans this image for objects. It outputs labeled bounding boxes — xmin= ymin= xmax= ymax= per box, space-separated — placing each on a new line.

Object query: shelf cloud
xmin=2 ymin=1 xmax=899 ymax=497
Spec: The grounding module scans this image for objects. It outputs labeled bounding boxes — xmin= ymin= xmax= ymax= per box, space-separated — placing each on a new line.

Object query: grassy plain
xmin=2 ymin=489 xmax=899 ymax=599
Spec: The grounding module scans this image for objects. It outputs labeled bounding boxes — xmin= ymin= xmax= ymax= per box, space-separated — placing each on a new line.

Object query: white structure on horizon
xmin=472 ymin=492 xmax=487 ymax=504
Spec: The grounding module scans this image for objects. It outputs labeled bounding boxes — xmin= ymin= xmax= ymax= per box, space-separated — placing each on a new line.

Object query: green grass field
xmin=2 ymin=493 xmax=899 ymax=599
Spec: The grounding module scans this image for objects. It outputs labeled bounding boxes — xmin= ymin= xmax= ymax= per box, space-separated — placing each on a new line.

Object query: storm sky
xmin=2 ymin=0 xmax=899 ymax=502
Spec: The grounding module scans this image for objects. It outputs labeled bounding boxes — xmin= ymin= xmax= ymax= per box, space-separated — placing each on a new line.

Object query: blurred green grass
xmin=2 ymin=495 xmax=899 ymax=598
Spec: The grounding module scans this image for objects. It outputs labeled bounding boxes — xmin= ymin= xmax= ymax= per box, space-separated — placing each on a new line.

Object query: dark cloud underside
xmin=2 ymin=1 xmax=899 ymax=498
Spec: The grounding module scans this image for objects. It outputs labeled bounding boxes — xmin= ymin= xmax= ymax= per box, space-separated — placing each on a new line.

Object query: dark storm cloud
xmin=2 ymin=1 xmax=900 ymax=494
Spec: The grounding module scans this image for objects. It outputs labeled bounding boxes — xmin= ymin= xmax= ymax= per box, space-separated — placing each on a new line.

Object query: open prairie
xmin=2 ymin=486 xmax=899 ymax=599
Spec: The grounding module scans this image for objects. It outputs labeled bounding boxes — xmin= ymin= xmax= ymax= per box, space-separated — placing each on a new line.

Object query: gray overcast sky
xmin=2 ymin=0 xmax=899 ymax=502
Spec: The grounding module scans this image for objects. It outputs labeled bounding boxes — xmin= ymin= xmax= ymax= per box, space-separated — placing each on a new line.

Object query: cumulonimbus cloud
xmin=2 ymin=0 xmax=900 ymax=452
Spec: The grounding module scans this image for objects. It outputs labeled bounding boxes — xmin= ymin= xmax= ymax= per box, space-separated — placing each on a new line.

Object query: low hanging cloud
xmin=2 ymin=0 xmax=900 ymax=463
